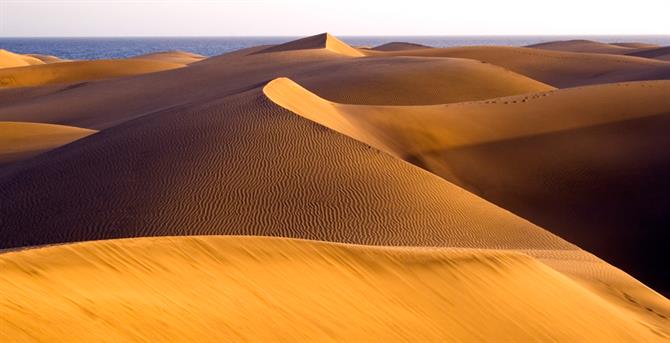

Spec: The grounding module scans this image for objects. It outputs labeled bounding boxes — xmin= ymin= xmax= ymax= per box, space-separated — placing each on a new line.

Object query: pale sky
xmin=1 ymin=0 xmax=668 ymax=37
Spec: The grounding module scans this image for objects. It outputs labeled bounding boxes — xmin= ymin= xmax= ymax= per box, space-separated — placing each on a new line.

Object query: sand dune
xmin=132 ymin=50 xmax=206 ymax=64
xmin=527 ymin=39 xmax=640 ymax=54
xmin=0 ymin=59 xmax=187 ymax=88
xmin=365 ymin=45 xmax=670 ymax=87
xmin=371 ymin=42 xmax=432 ymax=51
xmin=0 ymin=47 xmax=552 ymax=128
xmin=612 ymin=42 xmax=660 ymax=49
xmin=26 ymin=53 xmax=65 ymax=64
xmin=628 ymin=46 xmax=670 ymax=61
xmin=2 ymin=34 xmax=669 ymax=339
xmin=1 ymin=74 xmax=668 ymax=331
xmin=0 ymin=121 xmax=96 ymax=166
xmin=0 ymin=49 xmax=45 ymax=68
xmin=257 ymin=32 xmax=364 ymax=57
xmin=1 ymin=236 xmax=665 ymax=342
xmin=293 ymin=56 xmax=554 ymax=105
xmin=266 ymin=77 xmax=670 ymax=295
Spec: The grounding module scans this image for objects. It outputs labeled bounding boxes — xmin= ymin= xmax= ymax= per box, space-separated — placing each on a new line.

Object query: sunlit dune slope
xmin=527 ymin=39 xmax=640 ymax=54
xmin=613 ymin=42 xmax=660 ymax=49
xmin=1 ymin=236 xmax=665 ymax=342
xmin=0 ymin=59 xmax=186 ymax=88
xmin=365 ymin=45 xmax=670 ymax=87
xmin=266 ymin=78 xmax=670 ymax=296
xmin=294 ymin=57 xmax=554 ymax=105
xmin=257 ymin=32 xmax=364 ymax=57
xmin=132 ymin=50 xmax=206 ymax=64
xmin=0 ymin=121 xmax=96 ymax=166
xmin=0 ymin=49 xmax=44 ymax=68
xmin=26 ymin=53 xmax=65 ymax=64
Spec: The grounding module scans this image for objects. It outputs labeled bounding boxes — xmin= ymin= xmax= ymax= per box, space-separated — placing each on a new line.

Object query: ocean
xmin=0 ymin=36 xmax=667 ymax=60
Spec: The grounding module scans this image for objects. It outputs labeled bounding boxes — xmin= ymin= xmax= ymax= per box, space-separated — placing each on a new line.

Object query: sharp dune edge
xmin=0 ymin=49 xmax=45 ymax=68
xmin=0 ymin=236 xmax=664 ymax=342
xmin=1 ymin=33 xmax=670 ymax=341
xmin=265 ymin=77 xmax=670 ymax=296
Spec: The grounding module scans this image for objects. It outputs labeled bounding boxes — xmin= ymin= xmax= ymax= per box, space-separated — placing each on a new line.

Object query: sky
xmin=1 ymin=0 xmax=668 ymax=37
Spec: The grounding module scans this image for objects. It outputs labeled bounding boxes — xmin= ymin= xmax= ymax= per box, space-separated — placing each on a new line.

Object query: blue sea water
xmin=0 ymin=36 xmax=667 ymax=60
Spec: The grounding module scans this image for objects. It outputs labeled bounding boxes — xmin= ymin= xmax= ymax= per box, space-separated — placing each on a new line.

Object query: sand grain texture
xmin=1 ymin=236 xmax=666 ymax=342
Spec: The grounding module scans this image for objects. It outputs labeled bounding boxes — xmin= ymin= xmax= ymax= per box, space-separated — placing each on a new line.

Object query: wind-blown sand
xmin=0 ymin=236 xmax=665 ymax=342
xmin=1 ymin=33 xmax=669 ymax=340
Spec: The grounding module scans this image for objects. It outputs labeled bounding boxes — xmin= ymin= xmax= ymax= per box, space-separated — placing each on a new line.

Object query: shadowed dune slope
xmin=266 ymin=78 xmax=670 ymax=296
xmin=365 ymin=45 xmax=670 ymax=87
xmin=0 ymin=59 xmax=186 ymax=88
xmin=257 ymin=33 xmax=364 ymax=57
xmin=1 ymin=236 xmax=666 ymax=342
xmin=628 ymin=46 xmax=670 ymax=61
xmin=0 ymin=49 xmax=45 ymax=68
xmin=527 ymin=39 xmax=640 ymax=54
xmin=371 ymin=42 xmax=433 ymax=51
xmin=0 ymin=121 xmax=96 ymax=166
xmin=132 ymin=50 xmax=206 ymax=64
xmin=613 ymin=42 xmax=660 ymax=49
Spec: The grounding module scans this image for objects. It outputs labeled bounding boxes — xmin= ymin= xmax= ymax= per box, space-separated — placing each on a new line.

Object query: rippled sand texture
xmin=1 ymin=33 xmax=669 ymax=341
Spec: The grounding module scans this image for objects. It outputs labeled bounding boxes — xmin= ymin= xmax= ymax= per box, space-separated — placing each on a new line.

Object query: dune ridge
xmin=257 ymin=33 xmax=364 ymax=57
xmin=265 ymin=77 xmax=670 ymax=297
xmin=0 ymin=49 xmax=45 ymax=68
xmin=1 ymin=236 xmax=666 ymax=342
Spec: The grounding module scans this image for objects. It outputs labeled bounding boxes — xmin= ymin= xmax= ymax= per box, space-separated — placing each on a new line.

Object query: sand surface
xmin=0 ymin=121 xmax=96 ymax=166
xmin=0 ymin=59 xmax=187 ymax=88
xmin=364 ymin=45 xmax=670 ymax=87
xmin=1 ymin=33 xmax=669 ymax=340
xmin=1 ymin=236 xmax=666 ymax=342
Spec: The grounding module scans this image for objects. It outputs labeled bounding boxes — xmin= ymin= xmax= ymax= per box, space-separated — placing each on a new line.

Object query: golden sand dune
xmin=294 ymin=56 xmax=554 ymax=105
xmin=0 ymin=49 xmax=45 ymax=68
xmin=0 ymin=44 xmax=552 ymax=128
xmin=257 ymin=32 xmax=364 ymax=57
xmin=132 ymin=50 xmax=206 ymax=64
xmin=365 ymin=45 xmax=670 ymax=87
xmin=527 ymin=39 xmax=641 ymax=54
xmin=1 ymin=75 xmax=668 ymax=331
xmin=1 ymin=236 xmax=666 ymax=342
xmin=370 ymin=42 xmax=432 ymax=51
xmin=2 ymin=34 xmax=670 ymax=339
xmin=266 ymin=77 xmax=670 ymax=296
xmin=0 ymin=121 xmax=96 ymax=166
xmin=0 ymin=59 xmax=186 ymax=88
xmin=26 ymin=53 xmax=65 ymax=64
